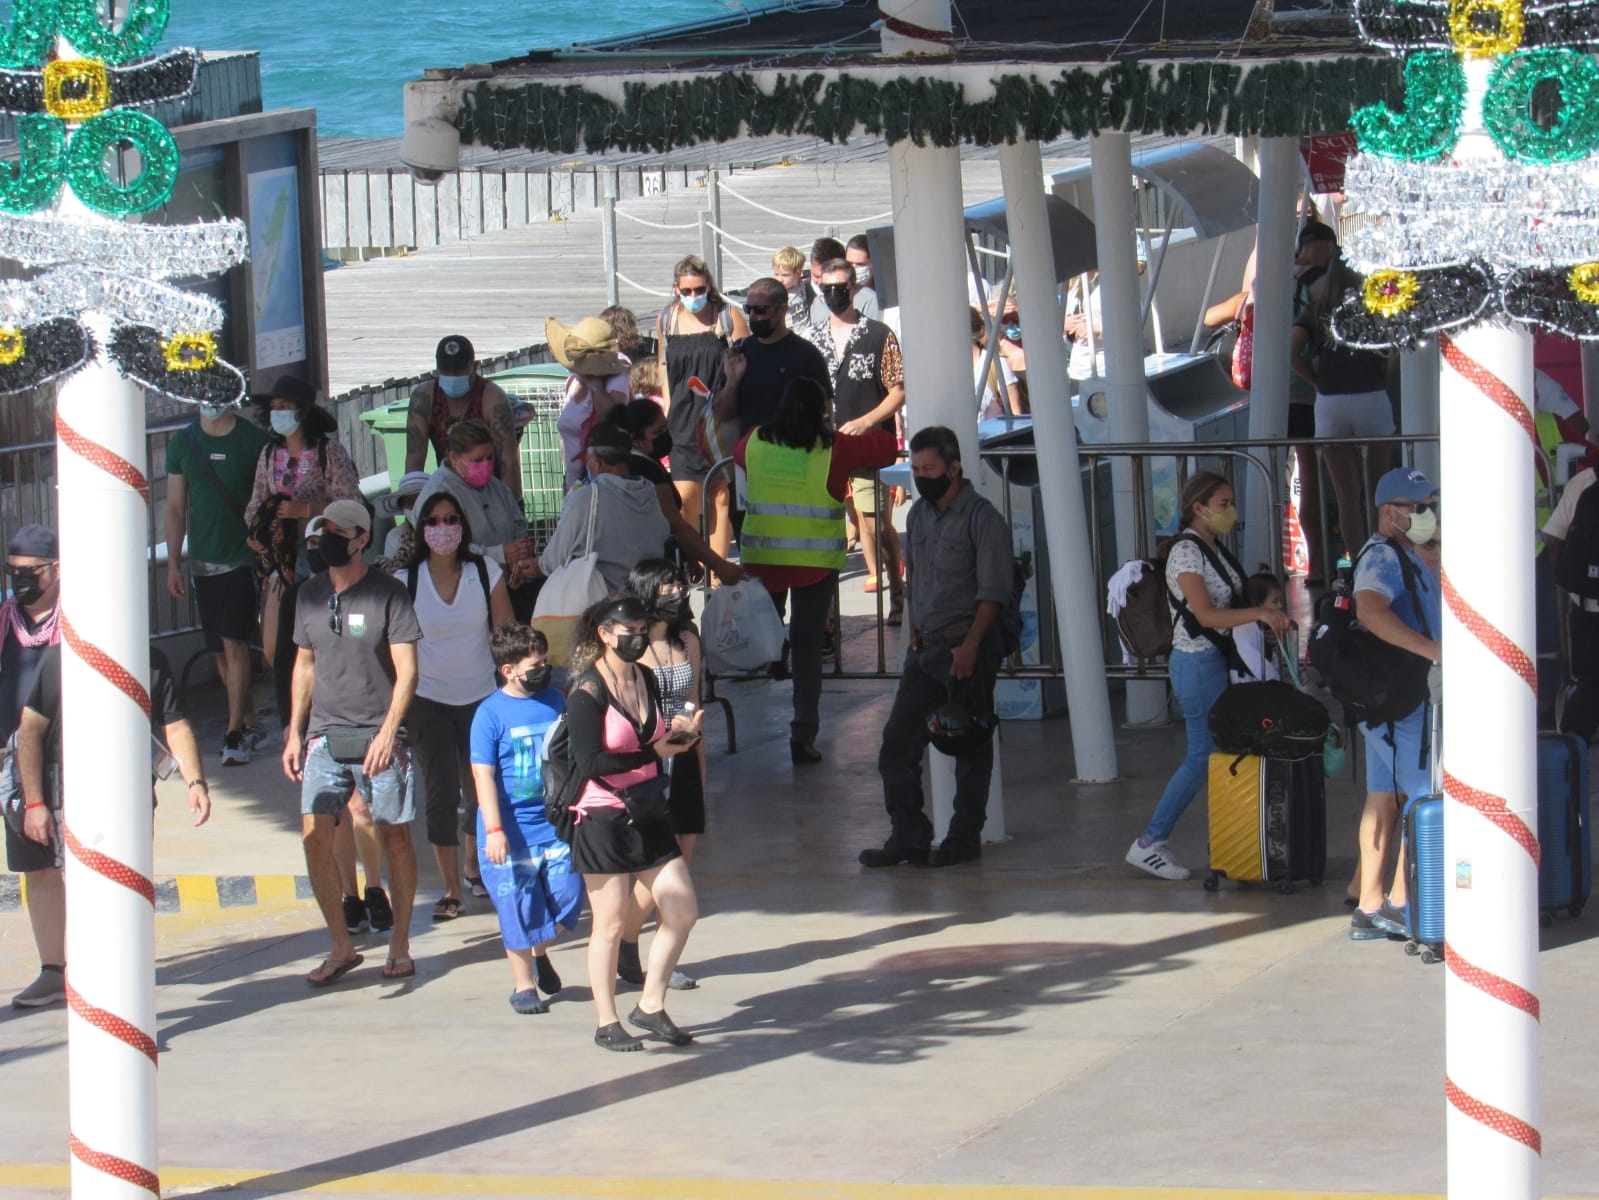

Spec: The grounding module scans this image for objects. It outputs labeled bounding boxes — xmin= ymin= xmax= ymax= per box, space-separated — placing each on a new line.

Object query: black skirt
xmin=667 ymin=748 xmax=706 ymax=836
xmin=571 ymin=803 xmax=681 ymax=876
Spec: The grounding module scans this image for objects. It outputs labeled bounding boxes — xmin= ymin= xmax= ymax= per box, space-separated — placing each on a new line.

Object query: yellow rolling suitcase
xmin=1205 ymin=753 xmax=1326 ymax=893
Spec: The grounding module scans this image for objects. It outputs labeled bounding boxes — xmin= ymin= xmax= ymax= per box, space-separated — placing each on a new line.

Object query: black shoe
xmin=924 ymin=841 xmax=981 ymax=868
xmin=628 ymin=1003 xmax=694 ymax=1045
xmin=616 ymin=939 xmax=645 ymax=986
xmin=364 ymin=886 xmax=394 ymax=934
xmin=595 ymin=1021 xmax=644 ymax=1052
xmin=790 ymin=741 xmax=822 ymax=765
xmin=819 ymin=630 xmax=837 ymax=663
xmin=342 ymin=895 xmax=368 ymax=935
xmin=858 ymin=842 xmax=929 ymax=868
xmin=535 ymin=954 xmax=563 ymax=996
xmin=769 ymin=639 xmax=791 ymax=681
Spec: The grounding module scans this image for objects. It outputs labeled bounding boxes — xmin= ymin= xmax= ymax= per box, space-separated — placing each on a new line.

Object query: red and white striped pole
xmin=57 ymin=315 xmax=159 ymax=1197
xmin=1438 ymin=57 xmax=1541 ymax=1200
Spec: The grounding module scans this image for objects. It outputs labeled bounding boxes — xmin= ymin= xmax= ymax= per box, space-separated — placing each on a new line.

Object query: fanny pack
xmin=619 ymin=773 xmax=670 ymax=825
xmin=322 ymin=725 xmax=402 ymax=765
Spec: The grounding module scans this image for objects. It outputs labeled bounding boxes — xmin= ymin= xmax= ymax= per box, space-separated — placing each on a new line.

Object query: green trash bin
xmin=359 ymin=399 xmax=422 ymax=491
xmin=358 ymin=364 xmax=572 ymax=540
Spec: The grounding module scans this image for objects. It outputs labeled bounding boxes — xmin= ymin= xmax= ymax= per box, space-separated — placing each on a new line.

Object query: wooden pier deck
xmin=321 ymin=154 xmax=1084 ymax=394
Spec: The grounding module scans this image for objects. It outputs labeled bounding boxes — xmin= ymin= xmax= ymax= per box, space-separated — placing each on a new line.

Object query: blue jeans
xmin=1143 ymin=646 xmax=1229 ymax=843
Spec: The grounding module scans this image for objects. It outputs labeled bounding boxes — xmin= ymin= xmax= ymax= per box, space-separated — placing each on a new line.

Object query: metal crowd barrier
xmin=698 ymin=431 xmax=1444 ymax=687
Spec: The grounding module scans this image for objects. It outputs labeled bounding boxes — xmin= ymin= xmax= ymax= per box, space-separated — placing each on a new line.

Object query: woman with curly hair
xmin=566 ymin=594 xmax=702 ymax=1050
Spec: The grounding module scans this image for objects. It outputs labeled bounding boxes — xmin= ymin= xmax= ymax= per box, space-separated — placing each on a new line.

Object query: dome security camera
xmin=401 ymin=117 xmax=460 ymax=185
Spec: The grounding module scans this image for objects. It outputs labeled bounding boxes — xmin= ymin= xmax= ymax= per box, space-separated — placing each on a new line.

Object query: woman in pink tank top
xmin=566 ymin=595 xmax=704 ymax=1051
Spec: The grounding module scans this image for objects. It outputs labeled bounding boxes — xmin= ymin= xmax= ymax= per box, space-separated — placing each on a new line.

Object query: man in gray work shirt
xmin=861 ymin=425 xmax=1012 ymax=869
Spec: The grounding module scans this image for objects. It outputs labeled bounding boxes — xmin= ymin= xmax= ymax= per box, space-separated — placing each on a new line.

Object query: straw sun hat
xmin=545 ymin=316 xmax=628 ymax=377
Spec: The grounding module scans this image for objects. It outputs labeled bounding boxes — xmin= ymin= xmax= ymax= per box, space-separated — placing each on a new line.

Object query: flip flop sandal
xmin=382 ymin=957 xmax=416 ymax=979
xmin=432 ymin=896 xmax=463 ymax=921
xmin=307 ymin=954 xmax=363 ymax=988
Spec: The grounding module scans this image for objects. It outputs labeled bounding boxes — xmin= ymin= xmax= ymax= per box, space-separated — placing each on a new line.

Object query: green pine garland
xmin=454 ymin=58 xmax=1405 ymax=155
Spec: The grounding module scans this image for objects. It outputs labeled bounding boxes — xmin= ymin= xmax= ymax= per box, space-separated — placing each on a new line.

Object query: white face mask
xmin=1404 ymin=508 xmax=1438 ymax=545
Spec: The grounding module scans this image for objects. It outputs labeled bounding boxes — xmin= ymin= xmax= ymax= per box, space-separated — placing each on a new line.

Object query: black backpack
xmin=1208 ymin=679 xmax=1331 ymax=762
xmin=1555 ymin=477 xmax=1599 ymax=599
xmin=1307 ymin=539 xmax=1432 ymax=726
xmin=540 ymin=713 xmax=580 ymax=843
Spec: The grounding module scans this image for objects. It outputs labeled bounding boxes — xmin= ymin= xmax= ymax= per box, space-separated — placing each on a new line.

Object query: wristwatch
xmin=186 ymin=779 xmax=209 ymax=793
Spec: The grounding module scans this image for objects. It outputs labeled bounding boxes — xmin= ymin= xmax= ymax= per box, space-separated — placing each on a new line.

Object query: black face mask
xmin=650 ymin=432 xmax=673 ymax=460
xmin=306 ymin=545 xmax=328 ymax=574
xmin=1296 ymin=263 xmax=1327 ymax=288
xmin=612 ymin=632 xmax=650 ymax=662
xmin=9 ymin=570 xmax=45 ymax=605
xmin=653 ymin=595 xmax=689 ymax=625
xmin=822 ymin=285 xmax=852 ymax=315
xmin=914 ymin=473 xmax=954 ymax=504
xmin=318 ymin=532 xmax=356 ymax=568
xmin=517 ymin=665 xmax=552 ymax=694
xmin=747 ymin=317 xmax=775 ymax=339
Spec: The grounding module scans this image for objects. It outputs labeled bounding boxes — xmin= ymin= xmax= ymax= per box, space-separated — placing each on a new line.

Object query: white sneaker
xmin=1125 ymin=838 xmax=1191 ymax=881
xmin=220 ymin=736 xmax=251 ymax=766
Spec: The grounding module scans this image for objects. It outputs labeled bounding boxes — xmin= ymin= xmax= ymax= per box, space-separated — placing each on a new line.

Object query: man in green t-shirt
xmin=164 ymin=401 xmax=271 ymax=765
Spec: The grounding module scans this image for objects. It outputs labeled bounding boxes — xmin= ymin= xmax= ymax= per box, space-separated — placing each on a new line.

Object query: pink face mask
xmin=460 ymin=459 xmax=495 ymax=489
xmin=423 ymin=523 xmax=463 ymax=556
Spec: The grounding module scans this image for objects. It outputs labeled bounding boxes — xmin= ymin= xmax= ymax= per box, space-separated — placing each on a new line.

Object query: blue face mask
xmin=269 ymin=410 xmax=301 ymax=437
xmin=438 ymin=373 xmax=471 ymax=398
xmin=199 ymin=403 xmax=229 ymax=421
xmin=1003 ymin=324 xmax=1022 ymax=342
xmin=680 ymin=293 xmax=708 ymax=315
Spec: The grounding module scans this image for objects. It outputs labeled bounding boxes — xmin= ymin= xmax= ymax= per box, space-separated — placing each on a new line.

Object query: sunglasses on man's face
xmin=744 ymin=303 xmax=777 ymax=316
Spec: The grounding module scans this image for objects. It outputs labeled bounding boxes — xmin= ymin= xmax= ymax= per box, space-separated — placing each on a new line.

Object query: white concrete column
xmin=1091 ymin=132 xmax=1164 ymax=726
xmin=1242 ymin=137 xmax=1302 ymax=574
xmin=1440 ymin=55 xmax=1540 ymax=1200
xmin=999 ymin=137 xmax=1118 ymax=781
xmin=1402 ymin=339 xmax=1442 ymax=484
xmin=888 ymin=139 xmax=979 ymax=461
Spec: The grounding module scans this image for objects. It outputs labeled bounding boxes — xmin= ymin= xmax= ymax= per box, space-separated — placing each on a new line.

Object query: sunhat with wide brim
xmin=376 ymin=470 xmax=430 ymax=517
xmin=545 ymin=316 xmax=629 ymax=377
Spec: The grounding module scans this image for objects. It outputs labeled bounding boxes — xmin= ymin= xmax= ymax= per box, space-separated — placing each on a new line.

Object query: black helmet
xmin=925 ymin=700 xmax=996 ymax=758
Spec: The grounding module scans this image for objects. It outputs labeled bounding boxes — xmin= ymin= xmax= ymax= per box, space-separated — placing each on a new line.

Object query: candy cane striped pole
xmin=57 ymin=307 xmax=159 ymax=1199
xmin=1434 ymin=54 xmax=1541 ymax=1200
xmin=1438 ymin=324 xmax=1540 ymax=1200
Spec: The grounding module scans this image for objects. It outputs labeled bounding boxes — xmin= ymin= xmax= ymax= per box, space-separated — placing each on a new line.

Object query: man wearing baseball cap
xmin=404 ymin=334 xmax=520 ymax=500
xmin=1349 ymin=466 xmax=1442 ymax=941
xmin=284 ymin=499 xmax=423 ymax=986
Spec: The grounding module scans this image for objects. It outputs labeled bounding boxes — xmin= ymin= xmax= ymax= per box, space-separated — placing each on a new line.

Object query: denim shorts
xmin=299 ymin=735 xmax=414 ymax=824
xmin=1364 ymin=705 xmax=1432 ymax=802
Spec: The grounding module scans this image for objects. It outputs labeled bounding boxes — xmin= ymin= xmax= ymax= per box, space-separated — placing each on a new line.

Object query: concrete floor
xmin=3 ymin=568 xmax=1598 ymax=1199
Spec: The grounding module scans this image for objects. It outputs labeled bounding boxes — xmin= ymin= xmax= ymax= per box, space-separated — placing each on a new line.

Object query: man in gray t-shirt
xmin=282 ymin=499 xmax=422 ymax=987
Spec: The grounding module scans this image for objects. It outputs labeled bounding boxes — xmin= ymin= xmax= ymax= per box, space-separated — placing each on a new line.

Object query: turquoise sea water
xmin=161 ymin=1 xmax=735 ymax=138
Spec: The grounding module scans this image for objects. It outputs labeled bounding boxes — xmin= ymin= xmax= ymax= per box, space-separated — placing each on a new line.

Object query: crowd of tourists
xmin=3 ymin=234 xmax=1016 ymax=1050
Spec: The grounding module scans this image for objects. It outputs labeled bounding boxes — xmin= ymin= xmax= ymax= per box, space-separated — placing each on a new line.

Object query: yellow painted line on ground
xmin=7 ymin=1164 xmax=1574 ymax=1200
xmin=253 ymin=874 xmax=301 ymax=904
xmin=174 ymin=874 xmax=220 ymax=910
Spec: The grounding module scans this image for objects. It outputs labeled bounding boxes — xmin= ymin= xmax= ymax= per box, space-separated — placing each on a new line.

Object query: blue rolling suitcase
xmin=1537 ymin=732 xmax=1591 ymax=921
xmin=1403 ymin=793 xmax=1445 ymax=963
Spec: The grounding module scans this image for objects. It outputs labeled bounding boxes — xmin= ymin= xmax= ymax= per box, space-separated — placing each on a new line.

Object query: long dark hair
xmin=626 ymin=557 xmax=694 ymax=646
xmin=404 ymin=491 xmax=482 ymax=571
xmin=255 ymin=378 xmax=337 ymax=446
xmin=756 ymin=377 xmax=833 ymax=451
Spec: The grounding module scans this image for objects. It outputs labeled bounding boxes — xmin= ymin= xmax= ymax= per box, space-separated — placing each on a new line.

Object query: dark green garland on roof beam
xmin=454 ymin=58 xmax=1406 ymax=155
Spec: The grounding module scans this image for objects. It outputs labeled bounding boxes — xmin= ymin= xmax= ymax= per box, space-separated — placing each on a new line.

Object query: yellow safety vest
xmin=741 ymin=438 xmax=846 ymax=570
xmin=1536 ymin=410 xmax=1562 ymax=556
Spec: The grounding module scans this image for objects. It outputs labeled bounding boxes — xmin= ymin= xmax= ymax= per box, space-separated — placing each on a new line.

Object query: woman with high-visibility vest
xmin=734 ymin=377 xmax=896 ymax=764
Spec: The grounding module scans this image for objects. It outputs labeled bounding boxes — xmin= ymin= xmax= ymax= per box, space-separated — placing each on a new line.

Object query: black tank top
xmin=662 ymin=303 xmax=732 ymax=478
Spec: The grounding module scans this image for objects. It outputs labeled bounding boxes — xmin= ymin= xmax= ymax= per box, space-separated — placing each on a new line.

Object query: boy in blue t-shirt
xmin=469 ymin=624 xmax=584 ymax=1014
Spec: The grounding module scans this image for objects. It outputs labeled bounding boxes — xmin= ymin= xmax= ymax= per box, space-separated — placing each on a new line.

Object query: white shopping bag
xmin=701 ymin=580 xmax=786 ymax=674
xmin=531 ymin=485 xmax=607 ymax=667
